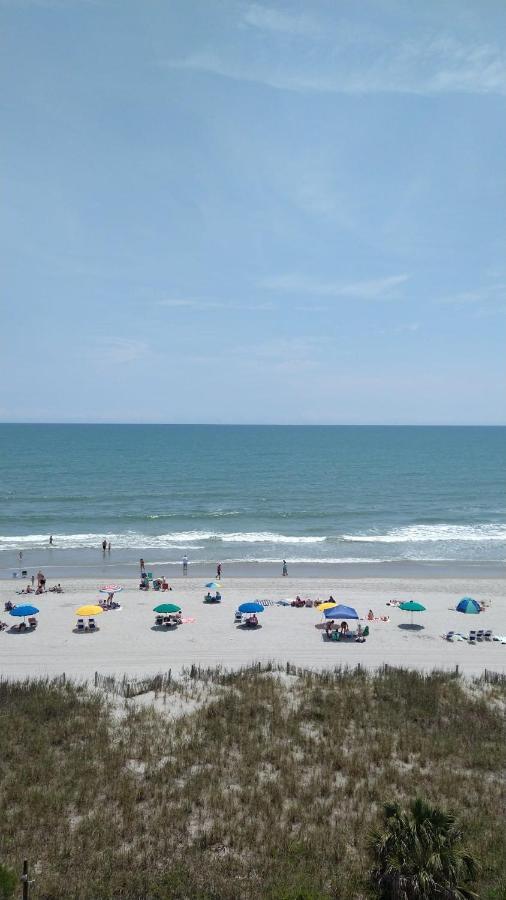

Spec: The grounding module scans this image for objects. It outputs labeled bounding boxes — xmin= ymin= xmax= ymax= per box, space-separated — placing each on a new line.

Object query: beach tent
xmin=324 ymin=604 xmax=359 ymax=620
xmin=456 ymin=597 xmax=481 ymax=614
xmin=205 ymin=582 xmax=221 ymax=590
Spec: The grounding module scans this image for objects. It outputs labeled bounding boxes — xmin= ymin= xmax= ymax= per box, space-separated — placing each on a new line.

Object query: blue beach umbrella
xmin=324 ymin=604 xmax=359 ymax=620
xmin=10 ymin=605 xmax=39 ymax=619
xmin=238 ymin=602 xmax=264 ymax=614
xmin=456 ymin=597 xmax=481 ymax=614
xmin=205 ymin=582 xmax=221 ymax=590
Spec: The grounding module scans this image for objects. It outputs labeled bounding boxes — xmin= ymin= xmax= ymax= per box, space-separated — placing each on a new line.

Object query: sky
xmin=1 ymin=0 xmax=505 ymax=424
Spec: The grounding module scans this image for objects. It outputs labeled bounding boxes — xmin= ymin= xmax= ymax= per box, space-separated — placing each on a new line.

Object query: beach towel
xmin=181 ymin=616 xmax=196 ymax=624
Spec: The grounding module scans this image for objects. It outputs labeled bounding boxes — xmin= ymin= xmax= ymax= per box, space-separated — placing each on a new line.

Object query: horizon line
xmin=0 ymin=421 xmax=505 ymax=428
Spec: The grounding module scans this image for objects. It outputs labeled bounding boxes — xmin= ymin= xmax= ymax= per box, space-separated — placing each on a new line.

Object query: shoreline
xmin=3 ymin=558 xmax=505 ymax=581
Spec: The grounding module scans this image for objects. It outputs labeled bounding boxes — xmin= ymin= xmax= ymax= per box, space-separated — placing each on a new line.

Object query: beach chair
xmin=77 ymin=618 xmax=85 ymax=631
xmin=468 ymin=630 xmax=477 ymax=644
xmin=234 ymin=610 xmax=242 ymax=623
xmin=476 ymin=630 xmax=484 ymax=641
xmin=88 ymin=618 xmax=96 ymax=631
xmin=445 ymin=631 xmax=455 ymax=641
xmin=484 ymin=630 xmax=493 ymax=641
xmin=362 ymin=626 xmax=369 ymax=638
xmin=28 ymin=616 xmax=37 ymax=628
xmin=330 ymin=630 xmax=340 ymax=642
xmin=155 ymin=615 xmax=164 ymax=626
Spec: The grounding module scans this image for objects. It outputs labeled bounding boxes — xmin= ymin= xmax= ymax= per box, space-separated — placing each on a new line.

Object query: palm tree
xmin=369 ymin=798 xmax=479 ymax=899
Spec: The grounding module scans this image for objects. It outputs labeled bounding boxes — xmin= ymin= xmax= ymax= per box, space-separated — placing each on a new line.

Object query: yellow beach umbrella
xmin=76 ymin=605 xmax=104 ymax=616
xmin=316 ymin=601 xmax=337 ymax=611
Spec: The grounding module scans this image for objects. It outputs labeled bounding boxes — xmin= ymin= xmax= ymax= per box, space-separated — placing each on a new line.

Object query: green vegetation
xmin=370 ymin=798 xmax=478 ymax=899
xmin=0 ymin=665 xmax=504 ymax=899
xmin=0 ymin=863 xmax=17 ymax=900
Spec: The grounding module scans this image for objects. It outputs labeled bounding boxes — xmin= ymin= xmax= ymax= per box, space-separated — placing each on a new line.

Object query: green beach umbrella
xmin=399 ymin=600 xmax=426 ymax=625
xmin=153 ymin=603 xmax=181 ymax=614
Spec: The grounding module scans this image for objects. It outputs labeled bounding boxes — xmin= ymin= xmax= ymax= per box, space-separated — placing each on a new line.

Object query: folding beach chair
xmin=468 ymin=630 xmax=477 ymax=644
xmin=484 ymin=630 xmax=493 ymax=641
xmin=88 ymin=618 xmax=96 ymax=631
xmin=476 ymin=630 xmax=484 ymax=641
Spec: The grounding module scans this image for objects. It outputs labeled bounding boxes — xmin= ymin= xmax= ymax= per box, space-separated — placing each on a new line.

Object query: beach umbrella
xmin=316 ymin=601 xmax=337 ymax=611
xmin=153 ymin=603 xmax=181 ymax=614
xmin=238 ymin=602 xmax=264 ymax=614
xmin=100 ymin=584 xmax=122 ymax=594
xmin=205 ymin=582 xmax=221 ymax=590
xmin=324 ymin=604 xmax=359 ymax=620
xmin=399 ymin=600 xmax=426 ymax=625
xmin=10 ymin=604 xmax=39 ymax=621
xmin=76 ymin=605 xmax=104 ymax=617
xmin=456 ymin=597 xmax=481 ymax=614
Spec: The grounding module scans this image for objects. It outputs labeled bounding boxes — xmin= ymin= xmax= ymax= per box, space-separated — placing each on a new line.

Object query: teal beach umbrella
xmin=399 ymin=600 xmax=426 ymax=625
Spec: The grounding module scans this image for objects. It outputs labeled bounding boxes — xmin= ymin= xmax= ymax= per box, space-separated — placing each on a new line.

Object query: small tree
xmin=369 ymin=798 xmax=479 ymax=899
xmin=0 ymin=863 xmax=17 ymax=900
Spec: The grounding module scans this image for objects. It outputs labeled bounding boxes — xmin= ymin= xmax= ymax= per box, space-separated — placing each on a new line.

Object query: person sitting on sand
xmin=356 ymin=624 xmax=365 ymax=643
xmin=0 ymin=620 xmax=7 ymax=631
xmin=5 ymin=601 xmax=14 ymax=612
xmin=325 ymin=620 xmax=333 ymax=638
xmin=139 ymin=575 xmax=149 ymax=590
xmin=328 ymin=595 xmax=335 ymax=603
xmin=161 ymin=577 xmax=169 ymax=591
xmin=367 ymin=610 xmax=374 ymax=620
xmin=340 ymin=621 xmax=349 ymax=637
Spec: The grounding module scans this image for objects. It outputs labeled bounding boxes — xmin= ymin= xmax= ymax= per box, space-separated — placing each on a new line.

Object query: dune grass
xmin=0 ymin=666 xmax=505 ymax=899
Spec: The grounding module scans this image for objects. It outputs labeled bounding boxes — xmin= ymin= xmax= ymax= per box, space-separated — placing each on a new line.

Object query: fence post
xmin=21 ymin=859 xmax=29 ymax=900
xmin=126 ymin=682 xmax=130 ymax=699
xmin=455 ymin=664 xmax=459 ymax=677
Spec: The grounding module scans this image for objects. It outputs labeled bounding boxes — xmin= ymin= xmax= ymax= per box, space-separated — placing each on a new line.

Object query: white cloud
xmin=165 ymin=34 xmax=506 ymax=96
xmin=379 ymin=322 xmax=420 ymax=335
xmin=261 ymin=273 xmax=409 ymax=300
xmin=437 ymin=284 xmax=505 ymax=306
xmin=94 ymin=338 xmax=149 ymax=364
xmin=159 ymin=298 xmax=274 ymax=311
xmin=242 ymin=4 xmax=321 ymax=37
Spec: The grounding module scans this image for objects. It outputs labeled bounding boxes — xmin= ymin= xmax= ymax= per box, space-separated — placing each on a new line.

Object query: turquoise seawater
xmin=0 ymin=424 xmax=504 ymax=576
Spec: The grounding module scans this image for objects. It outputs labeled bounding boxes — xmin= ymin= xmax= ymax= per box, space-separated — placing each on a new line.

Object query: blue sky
xmin=1 ymin=0 xmax=505 ymax=424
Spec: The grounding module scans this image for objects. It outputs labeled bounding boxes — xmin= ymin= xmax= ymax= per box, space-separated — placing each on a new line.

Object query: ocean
xmin=0 ymin=424 xmax=505 ymax=578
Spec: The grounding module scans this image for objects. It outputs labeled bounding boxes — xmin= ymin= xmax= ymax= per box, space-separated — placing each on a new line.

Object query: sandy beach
xmin=1 ymin=575 xmax=504 ymax=680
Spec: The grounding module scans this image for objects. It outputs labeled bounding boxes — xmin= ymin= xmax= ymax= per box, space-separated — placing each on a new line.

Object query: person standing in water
xmin=182 ymin=554 xmax=188 ymax=575
xmin=282 ymin=559 xmax=288 ymax=576
xmin=102 ymin=538 xmax=107 ymax=552
xmin=140 ymin=558 xmax=146 ymax=574
xmin=49 ymin=535 xmax=53 ymax=545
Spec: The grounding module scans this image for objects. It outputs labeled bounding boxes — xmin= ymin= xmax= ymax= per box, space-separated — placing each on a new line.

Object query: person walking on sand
xmin=217 ymin=562 xmax=222 ymax=579
xmin=182 ymin=554 xmax=188 ymax=575
xmin=282 ymin=559 xmax=288 ymax=577
xmin=140 ymin=558 xmax=146 ymax=574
